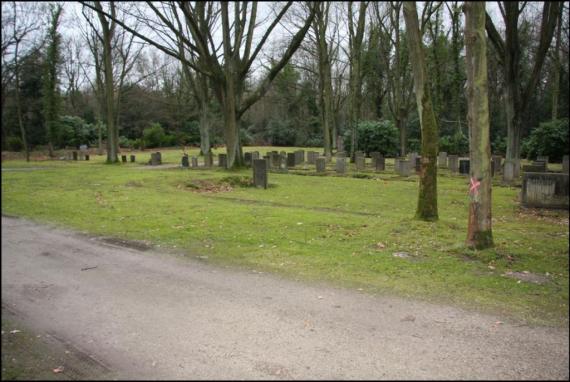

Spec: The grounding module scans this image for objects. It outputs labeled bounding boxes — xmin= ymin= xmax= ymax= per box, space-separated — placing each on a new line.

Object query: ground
xmin=1 ymin=147 xmax=569 ymax=379
xmin=2 ymin=216 xmax=569 ymax=380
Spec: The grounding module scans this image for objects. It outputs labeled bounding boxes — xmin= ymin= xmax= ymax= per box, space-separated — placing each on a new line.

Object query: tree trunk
xmin=220 ymin=76 xmax=242 ymax=168
xmin=98 ymin=122 xmax=103 ymax=155
xmin=504 ymin=80 xmax=520 ymax=180
xmin=14 ymin=43 xmax=29 ymax=162
xmin=464 ymin=1 xmax=493 ymax=249
xmin=199 ymin=98 xmax=211 ymax=156
xmin=397 ymin=116 xmax=406 ymax=156
xmin=403 ymin=1 xmax=439 ymax=221
xmin=551 ymin=6 xmax=562 ymax=120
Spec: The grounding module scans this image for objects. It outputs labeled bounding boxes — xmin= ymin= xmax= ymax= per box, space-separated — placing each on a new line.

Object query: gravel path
xmin=2 ymin=216 xmax=568 ymax=380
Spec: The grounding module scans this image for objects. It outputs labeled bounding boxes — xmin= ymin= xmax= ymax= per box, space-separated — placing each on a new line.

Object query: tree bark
xmin=464 ymin=1 xmax=493 ymax=249
xmin=403 ymin=1 xmax=439 ymax=221
xmin=14 ymin=41 xmax=29 ymax=162
xmin=551 ymin=6 xmax=562 ymax=120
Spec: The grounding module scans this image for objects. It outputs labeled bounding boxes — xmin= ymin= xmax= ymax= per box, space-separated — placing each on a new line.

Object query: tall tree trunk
xmin=199 ymin=98 xmax=211 ymax=156
xmin=98 ymin=122 xmax=103 ymax=155
xmin=551 ymin=6 xmax=562 ymax=120
xmin=14 ymin=42 xmax=29 ymax=162
xmin=397 ymin=115 xmax=407 ymax=156
xmin=403 ymin=1 xmax=439 ymax=221
xmin=504 ymin=80 xmax=520 ymax=180
xmin=465 ymin=1 xmax=493 ymax=249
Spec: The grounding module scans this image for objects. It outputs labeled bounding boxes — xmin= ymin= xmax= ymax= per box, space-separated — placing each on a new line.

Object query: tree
xmin=403 ymin=1 xmax=439 ymax=221
xmin=464 ymin=1 xmax=493 ymax=249
xmin=347 ymin=1 xmax=368 ymax=161
xmin=485 ymin=1 xmax=561 ymax=181
xmin=82 ymin=1 xmax=317 ymax=168
xmin=551 ymin=3 xmax=564 ymax=120
xmin=43 ymin=4 xmax=63 ymax=157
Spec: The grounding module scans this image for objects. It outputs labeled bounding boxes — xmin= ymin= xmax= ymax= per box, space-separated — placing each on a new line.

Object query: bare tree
xmin=485 ymin=1 xmax=561 ymax=181
xmin=82 ymin=1 xmax=317 ymax=168
xmin=403 ymin=1 xmax=439 ymax=221
xmin=347 ymin=1 xmax=368 ymax=161
xmin=464 ymin=1 xmax=493 ymax=249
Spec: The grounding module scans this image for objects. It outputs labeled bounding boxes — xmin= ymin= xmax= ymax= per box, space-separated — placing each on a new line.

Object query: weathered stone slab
xmin=491 ymin=155 xmax=502 ymax=176
xmin=253 ymin=159 xmax=268 ymax=189
xmin=522 ymin=172 xmax=568 ymax=209
xmin=271 ymin=152 xmax=281 ymax=168
xmin=191 ymin=156 xmax=198 ymax=168
xmin=244 ymin=152 xmax=252 ymax=166
xmin=522 ymin=164 xmax=546 ymax=173
xmin=287 ymin=153 xmax=296 ymax=168
xmin=536 ymin=155 xmax=549 ymax=164
xmin=122 ymin=155 xmax=127 ymax=163
xmin=459 ymin=159 xmax=470 ymax=175
xmin=73 ymin=151 xmax=78 ymax=161
xmin=336 ymin=157 xmax=346 ymax=174
xmin=396 ymin=159 xmax=410 ymax=176
xmin=563 ymin=155 xmax=569 ymax=173
xmin=355 ymin=155 xmax=365 ymax=171
xmin=181 ymin=154 xmax=189 ymax=167
xmin=336 ymin=135 xmax=344 ymax=152
xmin=448 ymin=155 xmax=459 ymax=174
xmin=85 ymin=154 xmax=90 ymax=161
xmin=218 ymin=154 xmax=227 ymax=168
xmin=415 ymin=156 xmax=421 ymax=172
xmin=150 ymin=152 xmax=161 ymax=166
xmin=438 ymin=152 xmax=447 ymax=168
xmin=503 ymin=160 xmax=516 ymax=181
xmin=316 ymin=157 xmax=326 ymax=173
xmin=375 ymin=155 xmax=385 ymax=172
xmin=130 ymin=155 xmax=136 ymax=163
xmin=307 ymin=151 xmax=318 ymax=165
xmin=295 ymin=150 xmax=305 ymax=165
xmin=251 ymin=151 xmax=260 ymax=160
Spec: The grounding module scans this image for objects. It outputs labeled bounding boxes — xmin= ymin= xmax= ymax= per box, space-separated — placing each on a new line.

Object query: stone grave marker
xmin=459 ymin=159 xmax=470 ymax=175
xmin=448 ymin=155 xmax=459 ymax=174
xmin=415 ymin=156 xmax=422 ymax=172
xmin=271 ymin=152 xmax=281 ymax=168
xmin=503 ymin=160 xmax=516 ymax=181
xmin=181 ymin=154 xmax=189 ymax=168
xmin=252 ymin=151 xmax=260 ymax=160
xmin=85 ymin=154 xmax=90 ymax=161
xmin=130 ymin=155 xmax=136 ymax=163
xmin=191 ymin=156 xmax=198 ymax=168
xmin=253 ymin=159 xmax=268 ymax=189
xmin=522 ymin=172 xmax=568 ymax=209
xmin=355 ymin=155 xmax=365 ymax=171
xmin=336 ymin=157 xmax=346 ymax=174
xmin=287 ymin=153 xmax=296 ymax=168
xmin=438 ymin=152 xmax=447 ymax=168
xmin=244 ymin=152 xmax=252 ymax=166
xmin=73 ymin=151 xmax=78 ymax=161
xmin=150 ymin=152 xmax=161 ymax=166
xmin=316 ymin=157 xmax=326 ymax=173
xmin=375 ymin=155 xmax=385 ymax=172
xmin=121 ymin=155 xmax=127 ymax=163
xmin=563 ymin=155 xmax=569 ymax=173
xmin=522 ymin=163 xmax=546 ymax=173
xmin=397 ymin=158 xmax=411 ymax=176
xmin=536 ymin=155 xmax=549 ymax=164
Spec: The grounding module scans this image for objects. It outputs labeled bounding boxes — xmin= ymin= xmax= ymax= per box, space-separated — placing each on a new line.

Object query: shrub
xmin=118 ymin=136 xmax=134 ymax=149
xmin=181 ymin=120 xmax=201 ymax=145
xmin=266 ymin=119 xmax=296 ymax=146
xmin=491 ymin=136 xmax=507 ymax=155
xmin=439 ymin=131 xmax=469 ymax=155
xmin=521 ymin=118 xmax=569 ymax=161
xmin=344 ymin=120 xmax=399 ymax=156
xmin=161 ymin=134 xmax=178 ymax=147
xmin=6 ymin=136 xmax=24 ymax=151
xmin=142 ymin=123 xmax=165 ymax=148
xmin=57 ymin=115 xmax=95 ymax=148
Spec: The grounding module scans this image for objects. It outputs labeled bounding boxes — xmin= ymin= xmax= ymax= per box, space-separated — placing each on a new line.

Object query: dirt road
xmin=2 ymin=216 xmax=568 ymax=380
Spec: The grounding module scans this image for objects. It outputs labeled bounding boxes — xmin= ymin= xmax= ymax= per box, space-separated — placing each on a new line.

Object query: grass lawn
xmin=2 ymin=147 xmax=568 ymax=327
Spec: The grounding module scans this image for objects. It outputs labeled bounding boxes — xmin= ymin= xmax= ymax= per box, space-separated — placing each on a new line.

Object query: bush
xmin=142 ymin=123 xmax=165 ymax=148
xmin=491 ymin=136 xmax=507 ymax=155
xmin=407 ymin=138 xmax=420 ymax=153
xmin=181 ymin=120 xmax=201 ymax=145
xmin=161 ymin=134 xmax=178 ymax=147
xmin=57 ymin=115 xmax=96 ymax=148
xmin=266 ymin=119 xmax=296 ymax=146
xmin=344 ymin=120 xmax=399 ymax=156
xmin=6 ymin=136 xmax=24 ymax=151
xmin=119 ymin=136 xmax=134 ymax=149
xmin=439 ymin=131 xmax=469 ymax=155
xmin=521 ymin=119 xmax=569 ymax=161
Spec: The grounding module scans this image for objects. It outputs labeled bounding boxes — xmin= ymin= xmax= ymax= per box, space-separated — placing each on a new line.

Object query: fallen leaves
xmin=53 ymin=366 xmax=64 ymax=374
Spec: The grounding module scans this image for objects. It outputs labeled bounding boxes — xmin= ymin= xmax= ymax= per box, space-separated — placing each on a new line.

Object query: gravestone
xmin=536 ymin=155 xmax=549 ymax=164
xmin=336 ymin=151 xmax=347 ymax=158
xmin=244 ymin=152 xmax=252 ymax=166
xmin=491 ymin=155 xmax=502 ymax=176
xmin=459 ymin=159 xmax=470 ymax=175
xmin=279 ymin=153 xmax=288 ymax=171
xmin=415 ymin=156 xmax=422 ymax=172
xmin=271 ymin=152 xmax=281 ymax=168
xmin=308 ymin=151 xmax=317 ymax=165
xmin=503 ymin=160 xmax=516 ymax=181
xmin=264 ymin=155 xmax=271 ymax=169
xmin=218 ymin=153 xmax=227 ymax=168
xmin=191 ymin=156 xmax=198 ymax=168
xmin=408 ymin=152 xmax=418 ymax=170
xmin=375 ymin=155 xmax=385 ymax=172
xmin=394 ymin=158 xmax=400 ymax=174
xmin=336 ymin=157 xmax=346 ymax=174
xmin=66 ymin=152 xmax=72 ymax=160
xmin=79 ymin=145 xmax=88 ymax=160
xmin=85 ymin=154 xmax=90 ymax=161
xmin=522 ymin=164 xmax=546 ymax=173
xmin=316 ymin=157 xmax=326 ymax=173
xmin=522 ymin=172 xmax=568 ymax=209
xmin=253 ymin=159 xmax=268 ymax=189
xmin=532 ymin=160 xmax=547 ymax=170
xmin=150 ymin=152 xmax=161 ymax=166
xmin=448 ymin=155 xmax=459 ymax=174
xmin=287 ymin=153 xmax=296 ymax=168
xmin=295 ymin=150 xmax=305 ymax=165
xmin=73 ymin=151 xmax=78 ymax=161
xmin=370 ymin=152 xmax=381 ymax=163
xmin=563 ymin=155 xmax=569 ymax=173
xmin=438 ymin=152 xmax=447 ymax=168
xmin=181 ymin=154 xmax=189 ymax=168
xmin=252 ymin=151 xmax=260 ymax=160
xmin=130 ymin=155 xmax=136 ymax=163
xmin=121 ymin=155 xmax=127 ymax=163
xmin=396 ymin=159 xmax=410 ymax=176
xmin=355 ymin=155 xmax=365 ymax=171
xmin=155 ymin=152 xmax=162 ymax=164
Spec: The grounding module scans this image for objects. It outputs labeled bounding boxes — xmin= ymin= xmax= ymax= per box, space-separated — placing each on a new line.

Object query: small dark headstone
xmin=316 ymin=157 xmax=326 ymax=173
xmin=448 ymin=155 xmax=459 ymax=174
xmin=73 ymin=151 xmax=78 ymax=161
xmin=287 ymin=153 xmax=296 ymax=168
xmin=375 ymin=155 xmax=385 ymax=172
xmin=191 ymin=156 xmax=198 ymax=168
xmin=181 ymin=154 xmax=189 ymax=167
xmin=156 ymin=152 xmax=162 ymax=164
xmin=253 ymin=159 xmax=268 ymax=189
xmin=336 ymin=157 xmax=346 ymax=174
xmin=244 ymin=152 xmax=252 ymax=166
xmin=522 ymin=164 xmax=546 ymax=173
xmin=459 ymin=159 xmax=470 ymax=175
xmin=563 ymin=155 xmax=569 ymax=173
xmin=415 ymin=156 xmax=421 ymax=172
xmin=355 ymin=156 xmax=365 ymax=171
xmin=122 ymin=155 xmax=127 ymax=163
xmin=130 ymin=155 xmax=136 ymax=163
xmin=438 ymin=152 xmax=447 ymax=168
xmin=150 ymin=152 xmax=161 ymax=166
xmin=85 ymin=154 xmax=90 ymax=161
